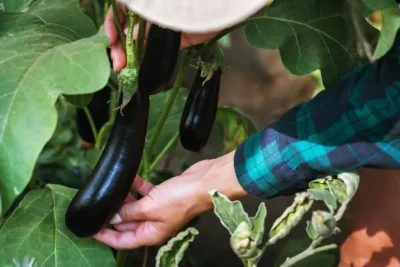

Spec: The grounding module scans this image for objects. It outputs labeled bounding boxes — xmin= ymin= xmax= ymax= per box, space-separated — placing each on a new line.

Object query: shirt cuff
xmin=234 ymin=126 xmax=310 ymax=200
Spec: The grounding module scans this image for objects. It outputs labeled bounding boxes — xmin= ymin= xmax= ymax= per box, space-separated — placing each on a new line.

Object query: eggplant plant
xmin=0 ymin=0 xmax=398 ymax=266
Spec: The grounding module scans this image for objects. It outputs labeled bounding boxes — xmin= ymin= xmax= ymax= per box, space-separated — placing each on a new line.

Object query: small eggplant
xmin=179 ymin=68 xmax=221 ymax=152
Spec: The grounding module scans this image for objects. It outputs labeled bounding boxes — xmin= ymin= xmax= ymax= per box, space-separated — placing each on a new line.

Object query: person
xmin=94 ymin=3 xmax=400 ymax=251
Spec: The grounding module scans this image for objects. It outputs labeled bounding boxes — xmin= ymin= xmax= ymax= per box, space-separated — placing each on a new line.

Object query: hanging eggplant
xmin=179 ymin=68 xmax=221 ymax=152
xmin=65 ymin=90 xmax=149 ymax=238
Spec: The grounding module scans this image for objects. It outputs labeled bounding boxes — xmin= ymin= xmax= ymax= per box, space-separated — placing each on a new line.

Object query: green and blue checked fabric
xmin=234 ymin=31 xmax=400 ymax=199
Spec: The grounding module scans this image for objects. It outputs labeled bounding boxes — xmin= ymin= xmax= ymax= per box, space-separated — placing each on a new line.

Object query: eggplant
xmin=179 ymin=68 xmax=221 ymax=152
xmin=65 ymin=90 xmax=149 ymax=238
xmin=138 ymin=24 xmax=181 ymax=95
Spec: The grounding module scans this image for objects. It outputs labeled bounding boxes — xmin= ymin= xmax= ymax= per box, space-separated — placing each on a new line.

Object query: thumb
xmin=110 ymin=195 xmax=154 ymax=224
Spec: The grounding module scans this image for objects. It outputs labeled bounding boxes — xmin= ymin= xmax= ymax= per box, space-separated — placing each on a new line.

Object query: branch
xmin=149 ymin=132 xmax=179 ymax=172
xmin=148 ymin=51 xmax=192 ymax=154
xmin=111 ymin=0 xmax=126 ymax=50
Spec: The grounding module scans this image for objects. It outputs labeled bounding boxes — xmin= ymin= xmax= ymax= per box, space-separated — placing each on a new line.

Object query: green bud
xmin=311 ymin=211 xmax=336 ymax=237
xmin=230 ymin=222 xmax=260 ymax=260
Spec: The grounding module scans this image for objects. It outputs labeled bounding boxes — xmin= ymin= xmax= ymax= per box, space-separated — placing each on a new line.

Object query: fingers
xmin=131 ymin=175 xmax=154 ymax=196
xmin=124 ymin=21 xmax=151 ymax=40
xmin=94 ymin=228 xmax=145 ymax=250
xmin=93 ymin=222 xmax=166 ymax=249
xmin=113 ymin=221 xmax=140 ymax=231
xmin=117 ymin=196 xmax=154 ymax=222
xmin=110 ymin=41 xmax=126 ymax=72
xmin=104 ymin=2 xmax=126 ymax=47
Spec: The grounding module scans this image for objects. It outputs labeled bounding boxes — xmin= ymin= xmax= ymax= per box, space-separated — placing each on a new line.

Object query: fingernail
xmin=110 ymin=213 xmax=123 ymax=224
xmin=123 ymin=27 xmax=128 ymax=35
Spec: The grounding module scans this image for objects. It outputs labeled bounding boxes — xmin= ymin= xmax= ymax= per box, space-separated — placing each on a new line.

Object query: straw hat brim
xmin=118 ymin=0 xmax=267 ymax=33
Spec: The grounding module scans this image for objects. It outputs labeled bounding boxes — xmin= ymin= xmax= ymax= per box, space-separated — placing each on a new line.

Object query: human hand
xmin=104 ymin=2 xmax=219 ymax=73
xmin=93 ymin=151 xmax=248 ymax=249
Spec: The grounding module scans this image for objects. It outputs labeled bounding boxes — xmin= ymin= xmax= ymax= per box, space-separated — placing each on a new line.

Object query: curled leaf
xmin=209 ymin=190 xmax=251 ymax=235
xmin=327 ymin=178 xmax=347 ymax=204
xmin=156 ymin=227 xmax=199 ymax=267
xmin=337 ymin=172 xmax=360 ymax=202
xmin=249 ymin=203 xmax=267 ymax=244
xmin=309 ymin=178 xmax=330 ymax=190
xmin=307 ymin=188 xmax=337 ymax=212
xmin=311 ymin=211 xmax=337 ymax=237
xmin=268 ymin=192 xmax=314 ymax=245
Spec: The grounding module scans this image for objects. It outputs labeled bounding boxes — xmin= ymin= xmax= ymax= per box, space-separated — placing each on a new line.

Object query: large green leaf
xmin=0 ymin=0 xmax=110 ymax=215
xmin=245 ymin=0 xmax=378 ymax=86
xmin=373 ymin=7 xmax=400 ymax=59
xmin=2 ymin=0 xmax=96 ymax=38
xmin=0 ymin=185 xmax=116 ymax=267
xmin=2 ymin=0 xmax=35 ymax=12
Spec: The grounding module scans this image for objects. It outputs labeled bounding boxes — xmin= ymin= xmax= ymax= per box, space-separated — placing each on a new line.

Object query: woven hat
xmin=118 ymin=0 xmax=267 ymax=33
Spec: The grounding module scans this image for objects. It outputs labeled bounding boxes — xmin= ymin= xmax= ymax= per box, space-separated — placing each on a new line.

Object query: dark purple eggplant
xmin=65 ymin=90 xmax=149 ymax=238
xmin=138 ymin=24 xmax=181 ymax=95
xmin=179 ymin=68 xmax=221 ymax=152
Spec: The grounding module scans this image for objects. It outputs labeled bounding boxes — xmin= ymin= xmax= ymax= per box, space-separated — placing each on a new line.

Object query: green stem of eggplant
xmin=126 ymin=10 xmax=137 ymax=68
xmin=83 ymin=107 xmax=98 ymax=144
xmin=142 ymin=246 xmax=149 ymax=267
xmin=148 ymin=50 xmax=191 ymax=155
xmin=116 ymin=250 xmax=128 ymax=267
xmin=111 ymin=0 xmax=126 ymax=50
xmin=142 ymin=147 xmax=151 ymax=182
xmin=92 ymin=0 xmax=103 ymax=28
xmin=109 ymin=89 xmax=118 ymax=122
xmin=104 ymin=0 xmax=111 ymax=18
xmin=149 ymin=132 xmax=179 ymax=172
xmin=136 ymin=18 xmax=147 ymax=63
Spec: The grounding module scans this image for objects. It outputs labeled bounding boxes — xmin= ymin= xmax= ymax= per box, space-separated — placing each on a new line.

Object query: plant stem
xmin=279 ymin=243 xmax=337 ymax=267
xmin=116 ymin=250 xmax=128 ymax=267
xmin=83 ymin=107 xmax=98 ymax=144
xmin=142 ymin=147 xmax=150 ymax=182
xmin=104 ymin=0 xmax=111 ymax=17
xmin=148 ymin=51 xmax=191 ymax=154
xmin=334 ymin=200 xmax=349 ymax=221
xmin=111 ymin=0 xmax=126 ymax=50
xmin=149 ymin=132 xmax=179 ymax=172
xmin=136 ymin=18 xmax=147 ymax=63
xmin=92 ymin=0 xmax=103 ymax=28
xmin=109 ymin=89 xmax=118 ymax=122
xmin=142 ymin=246 xmax=149 ymax=267
xmin=126 ymin=10 xmax=137 ymax=68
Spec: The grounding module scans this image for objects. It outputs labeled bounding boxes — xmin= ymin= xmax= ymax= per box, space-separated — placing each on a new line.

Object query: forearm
xmin=192 ymin=151 xmax=248 ymax=214
xmin=235 ymin=31 xmax=400 ymax=200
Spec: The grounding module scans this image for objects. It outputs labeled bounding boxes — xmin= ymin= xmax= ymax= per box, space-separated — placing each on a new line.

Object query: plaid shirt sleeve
xmin=234 ymin=31 xmax=400 ymax=200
